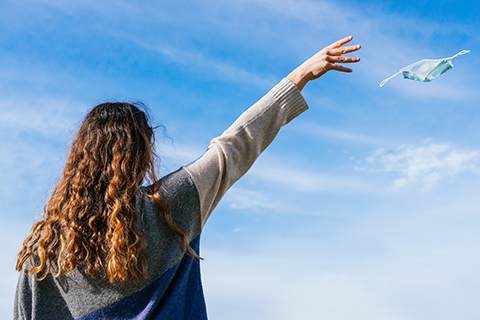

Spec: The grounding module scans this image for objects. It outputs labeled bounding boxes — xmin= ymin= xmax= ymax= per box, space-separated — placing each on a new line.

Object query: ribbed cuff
xmin=269 ymin=78 xmax=309 ymax=124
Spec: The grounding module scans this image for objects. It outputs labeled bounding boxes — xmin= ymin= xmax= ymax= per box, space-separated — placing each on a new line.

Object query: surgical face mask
xmin=380 ymin=50 xmax=470 ymax=87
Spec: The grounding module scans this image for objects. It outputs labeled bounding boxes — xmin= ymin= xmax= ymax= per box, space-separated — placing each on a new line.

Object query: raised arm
xmin=185 ymin=36 xmax=361 ymax=226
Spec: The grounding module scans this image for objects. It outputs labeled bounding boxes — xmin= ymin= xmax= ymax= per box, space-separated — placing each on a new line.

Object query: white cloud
xmin=0 ymin=97 xmax=81 ymax=139
xmin=201 ymin=224 xmax=480 ymax=320
xmin=120 ymin=35 xmax=277 ymax=89
xmin=0 ymin=97 xmax=83 ymax=200
xmin=300 ymin=123 xmax=389 ymax=146
xmin=14 ymin=0 xmax=477 ymax=99
xmin=202 ymin=247 xmax=395 ymax=320
xmin=245 ymin=0 xmax=476 ymax=99
xmin=356 ymin=142 xmax=480 ymax=189
xmin=25 ymin=0 xmax=141 ymax=18
xmin=223 ymin=187 xmax=293 ymax=213
xmin=216 ymin=160 xmax=376 ymax=214
xmin=153 ymin=141 xmax=210 ymax=177
xmin=249 ymin=162 xmax=370 ymax=193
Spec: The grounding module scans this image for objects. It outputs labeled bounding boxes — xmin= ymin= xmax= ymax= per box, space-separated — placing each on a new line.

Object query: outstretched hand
xmin=286 ymin=36 xmax=361 ymax=91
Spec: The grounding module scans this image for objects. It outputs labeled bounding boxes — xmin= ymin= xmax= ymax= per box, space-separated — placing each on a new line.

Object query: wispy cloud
xmin=3 ymin=0 xmax=278 ymax=90
xmin=356 ymin=141 xmax=480 ymax=189
xmin=0 ymin=97 xmax=81 ymax=139
xmin=154 ymin=141 xmax=207 ymax=175
xmin=245 ymin=0 xmax=476 ymax=98
xmin=218 ymin=159 xmax=375 ymax=214
xmin=249 ymin=163 xmax=370 ymax=193
xmin=224 ymin=187 xmax=292 ymax=213
xmin=300 ymin=123 xmax=389 ymax=146
xmin=0 ymin=96 xmax=84 ymax=214
xmin=15 ymin=0 xmax=477 ymax=99
xmin=25 ymin=0 xmax=141 ymax=18
xmin=201 ymin=220 xmax=480 ymax=320
xmin=120 ymin=35 xmax=277 ymax=89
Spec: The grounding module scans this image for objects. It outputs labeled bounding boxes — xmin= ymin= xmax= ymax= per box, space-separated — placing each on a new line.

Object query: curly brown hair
xmin=16 ymin=102 xmax=198 ymax=282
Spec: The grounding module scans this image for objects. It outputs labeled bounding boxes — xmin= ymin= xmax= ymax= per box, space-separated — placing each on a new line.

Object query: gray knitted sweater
xmin=14 ymin=78 xmax=309 ymax=320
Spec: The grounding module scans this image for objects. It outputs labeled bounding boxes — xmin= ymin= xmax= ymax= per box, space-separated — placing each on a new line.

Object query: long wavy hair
xmin=16 ymin=102 xmax=198 ymax=282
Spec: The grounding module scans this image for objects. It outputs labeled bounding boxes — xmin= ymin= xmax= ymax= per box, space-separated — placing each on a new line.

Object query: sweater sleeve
xmin=184 ymin=78 xmax=309 ymax=227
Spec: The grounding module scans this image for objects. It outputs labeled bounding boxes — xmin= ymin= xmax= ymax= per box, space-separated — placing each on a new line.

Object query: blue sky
xmin=1 ymin=0 xmax=480 ymax=319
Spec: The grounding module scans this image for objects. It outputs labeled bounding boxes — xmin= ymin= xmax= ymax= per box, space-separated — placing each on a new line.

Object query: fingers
xmin=324 ymin=38 xmax=361 ymax=71
xmin=326 ymin=55 xmax=361 ymax=63
xmin=324 ymin=38 xmax=360 ymax=74
xmin=327 ymin=35 xmax=354 ymax=49
xmin=328 ymin=44 xmax=361 ymax=56
xmin=330 ymin=64 xmax=353 ymax=73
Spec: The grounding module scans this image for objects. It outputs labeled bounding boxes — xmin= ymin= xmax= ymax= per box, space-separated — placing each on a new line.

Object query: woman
xmin=14 ymin=36 xmax=361 ymax=319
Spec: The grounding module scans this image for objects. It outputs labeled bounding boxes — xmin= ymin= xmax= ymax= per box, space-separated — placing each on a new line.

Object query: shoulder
xmin=141 ymin=167 xmax=200 ymax=208
xmin=137 ymin=168 xmax=202 ymax=238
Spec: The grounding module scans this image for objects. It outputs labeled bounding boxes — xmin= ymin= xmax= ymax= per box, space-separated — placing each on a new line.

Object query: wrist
xmin=286 ymin=67 xmax=310 ymax=92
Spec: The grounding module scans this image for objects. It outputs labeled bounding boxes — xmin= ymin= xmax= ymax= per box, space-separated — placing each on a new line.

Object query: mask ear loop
xmin=449 ymin=50 xmax=470 ymax=60
xmin=379 ymin=71 xmax=401 ymax=87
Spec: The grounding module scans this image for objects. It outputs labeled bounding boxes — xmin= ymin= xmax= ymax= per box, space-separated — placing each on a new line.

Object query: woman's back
xmin=15 ymin=169 xmax=206 ymax=319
